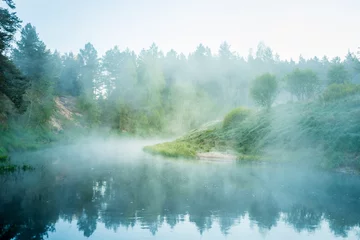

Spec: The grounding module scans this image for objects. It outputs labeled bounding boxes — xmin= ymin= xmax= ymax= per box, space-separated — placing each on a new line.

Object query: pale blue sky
xmin=13 ymin=0 xmax=360 ymax=60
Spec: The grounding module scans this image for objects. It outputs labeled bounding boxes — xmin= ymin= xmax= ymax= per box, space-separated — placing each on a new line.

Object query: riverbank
xmin=144 ymin=93 xmax=360 ymax=171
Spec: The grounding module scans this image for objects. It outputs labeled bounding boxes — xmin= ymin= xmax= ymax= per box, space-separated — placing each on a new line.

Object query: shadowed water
xmin=1 ymin=139 xmax=360 ymax=240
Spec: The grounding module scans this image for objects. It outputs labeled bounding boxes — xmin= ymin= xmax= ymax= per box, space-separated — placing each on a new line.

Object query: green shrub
xmin=231 ymin=110 xmax=271 ymax=154
xmin=327 ymin=64 xmax=349 ymax=85
xmin=285 ymin=68 xmax=320 ymax=100
xmin=0 ymin=147 xmax=8 ymax=161
xmin=76 ymin=95 xmax=100 ymax=126
xmin=223 ymin=107 xmax=251 ymax=129
xmin=321 ymin=83 xmax=360 ymax=102
xmin=250 ymin=73 xmax=278 ymax=109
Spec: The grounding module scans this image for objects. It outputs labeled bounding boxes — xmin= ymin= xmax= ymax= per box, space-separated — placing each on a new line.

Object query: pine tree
xmin=57 ymin=52 xmax=81 ymax=96
xmin=0 ymin=0 xmax=26 ymax=110
xmin=78 ymin=43 xmax=99 ymax=99
xmin=12 ymin=23 xmax=54 ymax=125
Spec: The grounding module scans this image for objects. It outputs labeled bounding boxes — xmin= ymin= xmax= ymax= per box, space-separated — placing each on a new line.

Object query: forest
xmin=1 ymin=0 xmax=360 ymax=161
xmin=2 ymin=1 xmax=360 ymax=239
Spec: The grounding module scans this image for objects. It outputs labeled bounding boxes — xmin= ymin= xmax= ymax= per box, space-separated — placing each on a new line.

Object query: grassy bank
xmin=144 ymin=93 xmax=360 ymax=170
xmin=144 ymin=121 xmax=224 ymax=158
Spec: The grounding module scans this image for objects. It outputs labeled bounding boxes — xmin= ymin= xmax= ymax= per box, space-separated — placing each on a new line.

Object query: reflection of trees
xmin=285 ymin=205 xmax=322 ymax=232
xmin=1 ymin=152 xmax=360 ymax=239
xmin=248 ymin=194 xmax=280 ymax=230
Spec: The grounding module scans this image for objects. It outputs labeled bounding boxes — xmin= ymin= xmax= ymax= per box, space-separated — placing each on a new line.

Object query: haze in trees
xmin=250 ymin=73 xmax=278 ymax=109
xmin=1 ymin=1 xmax=360 ymax=240
xmin=285 ymin=69 xmax=320 ymax=101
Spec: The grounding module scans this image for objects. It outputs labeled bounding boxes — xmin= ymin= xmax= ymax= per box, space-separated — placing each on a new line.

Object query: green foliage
xmin=1 ymin=13 xmax=360 ymax=173
xmin=250 ymin=73 xmax=278 ymax=109
xmin=0 ymin=146 xmax=8 ymax=161
xmin=13 ymin=24 xmax=49 ymax=79
xmin=226 ymin=109 xmax=272 ymax=154
xmin=76 ymin=95 xmax=100 ymax=127
xmin=0 ymin=57 xmax=27 ymax=110
xmin=56 ymin=52 xmax=81 ymax=96
xmin=3 ymin=0 xmax=16 ymax=9
xmin=285 ymin=68 xmax=320 ymax=100
xmin=223 ymin=107 xmax=251 ymax=129
xmin=0 ymin=2 xmax=25 ymax=109
xmin=146 ymin=108 xmax=165 ymax=132
xmin=327 ymin=64 xmax=349 ymax=85
xmin=177 ymin=123 xmax=223 ymax=153
xmin=321 ymin=83 xmax=360 ymax=102
xmin=0 ymin=120 xmax=60 ymax=153
xmin=78 ymin=43 xmax=99 ymax=98
xmin=0 ymin=2 xmax=20 ymax=52
xmin=23 ymin=79 xmax=55 ymax=126
xmin=101 ymin=47 xmax=137 ymax=99
xmin=143 ymin=141 xmax=197 ymax=158
xmin=12 ymin=24 xmax=57 ymax=126
xmin=145 ymin=94 xmax=360 ymax=170
xmin=137 ymin=43 xmax=165 ymax=107
xmin=144 ymin=122 xmax=226 ymax=159
xmin=163 ymin=83 xmax=216 ymax=134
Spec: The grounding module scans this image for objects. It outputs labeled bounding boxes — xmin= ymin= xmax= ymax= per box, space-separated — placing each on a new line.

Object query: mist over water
xmin=1 ymin=1 xmax=360 ymax=239
xmin=1 ymin=139 xmax=360 ymax=240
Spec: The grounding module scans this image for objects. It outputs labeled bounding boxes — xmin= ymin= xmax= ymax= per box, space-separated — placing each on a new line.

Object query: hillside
xmin=144 ymin=93 xmax=360 ymax=170
xmin=0 ymin=96 xmax=85 ymax=156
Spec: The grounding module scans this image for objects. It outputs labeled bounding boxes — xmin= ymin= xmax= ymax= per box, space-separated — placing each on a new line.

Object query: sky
xmin=11 ymin=0 xmax=360 ymax=60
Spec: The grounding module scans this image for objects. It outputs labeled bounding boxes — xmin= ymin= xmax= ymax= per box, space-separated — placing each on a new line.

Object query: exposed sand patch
xmin=55 ymin=97 xmax=73 ymax=120
xmin=196 ymin=151 xmax=237 ymax=160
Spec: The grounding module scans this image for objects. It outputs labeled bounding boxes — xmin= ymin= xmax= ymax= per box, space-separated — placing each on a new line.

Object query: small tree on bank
xmin=327 ymin=64 xmax=349 ymax=85
xmin=285 ymin=68 xmax=320 ymax=101
xmin=250 ymin=73 xmax=278 ymax=109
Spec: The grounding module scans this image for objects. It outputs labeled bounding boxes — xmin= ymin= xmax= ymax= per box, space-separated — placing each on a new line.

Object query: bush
xmin=231 ymin=110 xmax=271 ymax=154
xmin=285 ymin=68 xmax=320 ymax=100
xmin=0 ymin=146 xmax=8 ymax=161
xmin=76 ymin=95 xmax=100 ymax=126
xmin=321 ymin=83 xmax=360 ymax=102
xmin=327 ymin=64 xmax=349 ymax=85
xmin=223 ymin=107 xmax=251 ymax=129
xmin=250 ymin=73 xmax=278 ymax=109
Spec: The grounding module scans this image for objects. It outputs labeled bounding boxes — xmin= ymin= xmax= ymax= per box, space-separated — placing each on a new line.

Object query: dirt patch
xmin=50 ymin=96 xmax=80 ymax=131
xmin=49 ymin=116 xmax=62 ymax=131
xmin=55 ymin=97 xmax=73 ymax=120
xmin=196 ymin=152 xmax=237 ymax=160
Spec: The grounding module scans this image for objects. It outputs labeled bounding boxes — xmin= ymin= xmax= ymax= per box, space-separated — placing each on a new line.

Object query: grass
xmin=236 ymin=154 xmax=265 ymax=161
xmin=223 ymin=107 xmax=252 ymax=129
xmin=143 ymin=121 xmax=226 ymax=159
xmin=144 ymin=92 xmax=360 ymax=170
xmin=144 ymin=141 xmax=197 ymax=158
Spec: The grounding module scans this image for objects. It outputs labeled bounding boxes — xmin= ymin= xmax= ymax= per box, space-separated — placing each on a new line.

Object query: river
xmin=1 ymin=139 xmax=360 ymax=239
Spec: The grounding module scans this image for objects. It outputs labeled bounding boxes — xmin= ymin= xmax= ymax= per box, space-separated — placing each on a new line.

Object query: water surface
xmin=1 ymin=139 xmax=360 ymax=239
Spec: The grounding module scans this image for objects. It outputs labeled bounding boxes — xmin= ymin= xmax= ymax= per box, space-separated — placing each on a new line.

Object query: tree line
xmin=249 ymin=59 xmax=358 ymax=109
xmin=1 ymin=0 xmax=360 ymax=134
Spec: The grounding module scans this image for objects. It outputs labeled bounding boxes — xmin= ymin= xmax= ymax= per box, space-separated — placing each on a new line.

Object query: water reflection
xmin=1 ymin=142 xmax=360 ymax=239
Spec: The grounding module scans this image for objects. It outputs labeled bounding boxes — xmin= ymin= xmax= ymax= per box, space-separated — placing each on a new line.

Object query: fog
xmin=1 ymin=140 xmax=360 ymax=239
xmin=1 ymin=1 xmax=360 ymax=239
